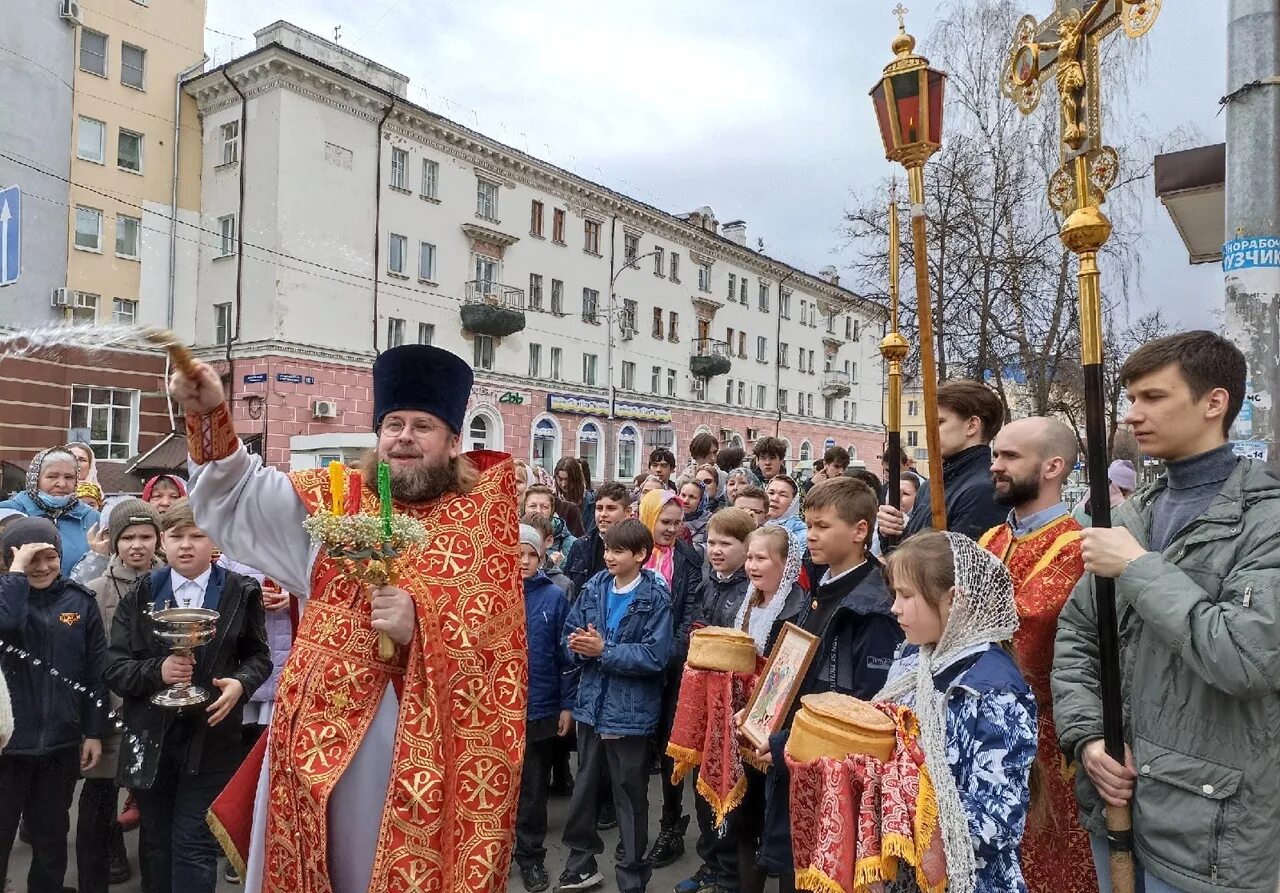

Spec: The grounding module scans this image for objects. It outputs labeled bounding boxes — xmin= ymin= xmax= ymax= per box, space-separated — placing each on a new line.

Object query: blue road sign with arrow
xmin=0 ymin=186 xmax=19 ymax=287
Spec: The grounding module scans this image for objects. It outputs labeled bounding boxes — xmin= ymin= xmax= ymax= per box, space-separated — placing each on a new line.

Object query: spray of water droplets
xmin=2 ymin=643 xmax=126 ymax=731
xmin=0 ymin=323 xmax=161 ymax=361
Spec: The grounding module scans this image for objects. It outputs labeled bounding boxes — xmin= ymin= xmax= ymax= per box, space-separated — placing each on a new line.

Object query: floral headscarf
xmin=726 ymin=467 xmax=761 ymax=490
xmin=75 ymin=480 xmax=104 ymax=507
xmin=680 ymin=479 xmax=708 ymax=521
xmin=25 ymin=448 xmax=82 ymax=520
xmin=639 ymin=489 xmax=682 ymax=588
xmin=733 ymin=526 xmax=803 ymax=652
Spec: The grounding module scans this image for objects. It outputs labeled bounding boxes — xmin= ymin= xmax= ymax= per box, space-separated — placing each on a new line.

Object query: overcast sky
xmin=205 ymin=0 xmax=1225 ymax=331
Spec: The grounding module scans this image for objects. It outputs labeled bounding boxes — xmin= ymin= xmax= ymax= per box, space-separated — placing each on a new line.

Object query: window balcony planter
xmin=690 ymin=338 xmax=732 ymax=379
xmin=461 ymin=280 xmax=526 ymax=337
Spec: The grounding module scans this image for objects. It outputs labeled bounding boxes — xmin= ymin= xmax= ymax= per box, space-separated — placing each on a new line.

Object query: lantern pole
xmin=880 ymin=179 xmax=909 ymax=511
xmin=870 ymin=9 xmax=947 ymax=531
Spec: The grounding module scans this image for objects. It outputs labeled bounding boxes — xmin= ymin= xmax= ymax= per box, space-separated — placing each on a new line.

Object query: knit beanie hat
xmin=108 ymin=498 xmax=162 ymax=554
xmin=1107 ymin=459 xmax=1137 ymax=492
xmin=1 ymin=516 xmax=62 ymax=567
xmin=519 ymin=524 xmax=546 ymax=560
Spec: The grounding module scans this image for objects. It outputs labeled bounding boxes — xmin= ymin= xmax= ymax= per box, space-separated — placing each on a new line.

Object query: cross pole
xmin=1002 ymin=3 xmax=1160 ymax=892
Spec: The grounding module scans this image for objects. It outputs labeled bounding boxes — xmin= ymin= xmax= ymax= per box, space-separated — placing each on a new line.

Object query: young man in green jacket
xmin=1053 ymin=331 xmax=1280 ymax=893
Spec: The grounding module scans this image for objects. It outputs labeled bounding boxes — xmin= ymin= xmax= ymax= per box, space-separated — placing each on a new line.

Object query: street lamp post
xmin=870 ymin=5 xmax=948 ymax=530
xmin=605 ymin=248 xmax=661 ymax=481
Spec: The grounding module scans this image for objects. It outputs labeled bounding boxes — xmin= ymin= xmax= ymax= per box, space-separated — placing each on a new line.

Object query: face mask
xmin=38 ymin=491 xmax=76 ymax=508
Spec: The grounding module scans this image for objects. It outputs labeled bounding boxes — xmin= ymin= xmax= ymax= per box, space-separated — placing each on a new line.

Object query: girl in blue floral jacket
xmin=878 ymin=531 xmax=1038 ymax=893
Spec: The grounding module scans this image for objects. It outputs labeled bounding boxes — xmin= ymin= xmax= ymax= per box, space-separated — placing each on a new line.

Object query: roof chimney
xmin=819 ymin=265 xmax=840 ymax=286
xmin=685 ymin=206 xmax=719 ymax=233
xmin=722 ymin=220 xmax=747 ymax=246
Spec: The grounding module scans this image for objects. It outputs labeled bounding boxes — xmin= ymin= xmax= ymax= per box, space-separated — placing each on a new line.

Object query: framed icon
xmin=739 ymin=622 xmax=820 ymax=751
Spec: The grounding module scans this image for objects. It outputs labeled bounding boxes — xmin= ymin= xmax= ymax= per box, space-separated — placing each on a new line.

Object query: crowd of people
xmin=1 ymin=329 xmax=1277 ymax=893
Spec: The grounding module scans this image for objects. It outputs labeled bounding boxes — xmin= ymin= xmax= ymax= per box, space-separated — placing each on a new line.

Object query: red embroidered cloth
xmin=787 ymin=703 xmax=946 ymax=893
xmin=666 ymin=664 xmax=758 ymax=826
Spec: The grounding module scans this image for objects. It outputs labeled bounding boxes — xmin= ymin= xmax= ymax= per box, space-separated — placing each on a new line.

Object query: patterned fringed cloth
xmin=788 ymin=703 xmax=948 ymax=893
xmin=666 ymin=663 xmax=760 ymax=827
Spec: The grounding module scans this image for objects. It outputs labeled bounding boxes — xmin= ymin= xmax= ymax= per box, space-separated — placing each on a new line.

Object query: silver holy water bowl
xmin=149 ymin=606 xmax=220 ymax=707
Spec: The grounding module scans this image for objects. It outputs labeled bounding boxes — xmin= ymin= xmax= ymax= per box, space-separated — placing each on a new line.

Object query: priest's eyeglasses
xmin=380 ymin=418 xmax=441 ymax=437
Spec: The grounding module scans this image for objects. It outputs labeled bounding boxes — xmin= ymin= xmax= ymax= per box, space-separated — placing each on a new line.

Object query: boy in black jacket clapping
xmin=105 ymin=499 xmax=270 ymax=893
xmin=0 ymin=517 xmax=108 ymax=893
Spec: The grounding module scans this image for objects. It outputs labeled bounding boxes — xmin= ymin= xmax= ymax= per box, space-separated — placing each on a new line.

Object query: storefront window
xmin=532 ymin=417 xmax=559 ymax=472
xmin=617 ymin=425 xmax=639 ymax=481
xmin=578 ymin=422 xmax=601 ymax=482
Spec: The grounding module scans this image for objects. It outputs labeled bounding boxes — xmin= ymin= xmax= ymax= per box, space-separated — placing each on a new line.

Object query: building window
xmin=907 ymin=430 xmax=919 ymax=447
xmin=474 ymin=255 xmax=497 ymax=289
xmin=531 ymin=200 xmax=544 ymax=236
xmin=217 ymin=214 xmax=236 ymax=256
xmin=70 ymin=292 xmax=99 ymax=324
xmin=667 ymin=368 xmax=677 ymax=397
xmin=737 ymin=381 xmax=746 ymax=405
xmin=850 ymin=402 xmax=858 ymax=422
xmin=670 ymin=252 xmax=680 ymax=282
xmin=417 ymin=241 xmax=436 ymax=280
xmin=780 ymin=289 xmax=792 ymax=319
xmin=214 ymin=302 xmax=232 ymax=345
xmin=421 ymin=159 xmax=439 ymax=199
xmin=727 ymin=273 xmax=737 ymax=300
xmin=115 ymin=215 xmax=140 ymax=258
xmin=617 ymin=425 xmax=639 ymax=480
xmin=476 ymin=179 xmax=499 ymax=220
xmin=117 ymin=128 xmax=143 ymax=172
xmin=220 ymin=121 xmax=239 ymax=165
xmin=467 ymin=414 xmax=494 ymax=452
xmin=651 ymin=365 xmax=664 ymax=394
xmin=532 ymin=418 xmax=560 ymax=472
xmin=756 ymin=336 xmax=767 ymax=362
xmin=824 ymin=397 xmax=835 ymax=420
xmin=726 ymin=327 xmax=734 ymax=349
xmin=582 ymin=288 xmax=599 ymax=323
xmin=622 ymin=361 xmax=636 ymax=390
xmin=850 ymin=361 xmax=858 ymax=383
xmin=121 ymin=43 xmax=146 ymax=89
xmin=584 ymin=219 xmax=601 ymax=255
xmin=529 ymin=343 xmax=542 ymax=378
xmin=668 ymin=311 xmax=679 ymax=342
xmin=529 ymin=274 xmax=543 ymax=310
xmin=740 ymin=277 xmax=748 ymax=304
xmin=70 ymin=386 xmax=138 ymax=459
xmin=473 ymin=334 xmax=495 ymax=370
xmin=738 ymin=332 xmax=747 ymax=358
xmin=551 ymin=279 xmax=564 ymax=315
xmin=800 ymin=299 xmax=808 ymax=324
xmin=583 ymin=353 xmax=598 ymax=386
xmin=386 ymin=317 xmax=405 ymax=347
xmin=807 ymin=393 xmax=814 ymax=416
xmin=725 ymin=379 xmax=733 ymax=405
xmin=550 ymin=347 xmax=563 ymax=380
xmin=390 ymin=147 xmax=408 ymax=189
xmin=826 ymin=314 xmax=836 ymax=334
xmin=79 ymin=29 xmax=108 ymax=76
xmin=418 ymin=323 xmax=434 ymax=345
xmin=552 ymin=208 xmax=566 ymax=243
xmin=624 ymin=232 xmax=640 ymax=267
xmin=101 ymin=299 xmax=136 ymax=328
xmin=759 ymin=282 xmax=770 ymax=312
xmin=810 ymin=304 xmax=818 ymax=327
xmin=908 ymin=399 xmax=919 ymax=416
xmin=698 ymin=262 xmax=712 ymax=293
xmin=779 ymin=389 xmax=788 ymax=413
xmin=652 ymin=308 xmax=664 ymax=340
xmin=388 ymin=233 xmax=407 ymax=274
xmin=779 ymin=342 xmax=789 ymax=368
xmin=757 ymin=384 xmax=766 ymax=407
xmin=77 ymin=117 xmax=105 ymax=163
xmin=653 ymin=246 xmax=665 ymax=277
xmin=75 ymin=206 xmax=102 ymax=251
xmin=578 ymin=422 xmax=601 ymax=473
xmin=621 ymin=298 xmax=638 ymax=334
xmin=845 ymin=316 xmax=853 ymax=340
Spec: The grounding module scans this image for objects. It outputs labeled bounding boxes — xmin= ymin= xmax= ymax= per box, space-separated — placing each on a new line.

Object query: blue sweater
xmin=0 ymin=493 xmax=100 ymax=576
xmin=524 ymin=571 xmax=576 ymax=722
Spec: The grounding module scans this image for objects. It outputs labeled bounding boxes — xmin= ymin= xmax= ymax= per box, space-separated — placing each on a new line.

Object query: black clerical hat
xmin=372 ymin=345 xmax=474 ymax=434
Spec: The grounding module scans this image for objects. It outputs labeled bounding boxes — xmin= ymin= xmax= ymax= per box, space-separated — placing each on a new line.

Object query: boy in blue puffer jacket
xmin=557 ymin=519 xmax=671 ymax=893
xmin=515 ymin=525 xmax=577 ymax=893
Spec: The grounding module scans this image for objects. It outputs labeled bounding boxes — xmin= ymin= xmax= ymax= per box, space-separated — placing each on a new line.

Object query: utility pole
xmin=1224 ymin=0 xmax=1280 ymax=461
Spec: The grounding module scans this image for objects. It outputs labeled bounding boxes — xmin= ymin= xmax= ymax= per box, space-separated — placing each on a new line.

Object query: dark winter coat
xmin=104 ymin=564 xmax=270 ymax=789
xmin=524 ymin=571 xmax=577 ymax=723
xmin=564 ymin=531 xmax=605 ymax=595
xmin=0 ymin=573 xmax=108 ymax=754
xmin=889 ymin=444 xmax=1006 ymax=549
xmin=667 ymin=539 xmax=706 ymax=668
xmin=701 ymin=567 xmax=750 ymax=629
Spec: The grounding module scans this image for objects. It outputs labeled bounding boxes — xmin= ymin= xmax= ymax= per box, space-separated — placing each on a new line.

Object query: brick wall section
xmin=0 ymin=348 xmax=170 ymax=465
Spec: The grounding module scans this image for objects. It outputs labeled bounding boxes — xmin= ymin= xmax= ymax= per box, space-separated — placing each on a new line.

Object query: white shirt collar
xmin=169 ymin=566 xmax=213 ymax=608
xmin=819 ymin=559 xmax=867 ymax=588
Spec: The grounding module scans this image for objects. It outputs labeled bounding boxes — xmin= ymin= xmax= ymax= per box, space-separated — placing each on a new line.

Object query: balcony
xmin=461 ymin=280 xmax=526 ymax=336
xmin=690 ymin=338 xmax=732 ymax=379
xmin=821 ymin=372 xmax=852 ymax=399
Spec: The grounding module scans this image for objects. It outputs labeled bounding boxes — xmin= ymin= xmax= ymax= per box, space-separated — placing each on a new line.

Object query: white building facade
xmin=182 ymin=22 xmax=886 ymax=478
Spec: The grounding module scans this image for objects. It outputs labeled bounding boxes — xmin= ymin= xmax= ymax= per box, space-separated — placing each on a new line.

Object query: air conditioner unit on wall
xmin=619 ymin=324 xmax=636 ymax=341
xmin=312 ymin=399 xmax=339 ymax=419
xmin=51 ymin=287 xmax=70 ymax=307
xmin=59 ymin=0 xmax=82 ymax=25
xmin=746 ymin=427 xmax=760 ymax=441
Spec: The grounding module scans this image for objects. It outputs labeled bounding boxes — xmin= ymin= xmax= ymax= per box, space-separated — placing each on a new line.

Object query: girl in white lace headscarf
xmin=877 ymin=531 xmax=1038 ymax=893
xmin=733 ymin=525 xmax=803 ymax=653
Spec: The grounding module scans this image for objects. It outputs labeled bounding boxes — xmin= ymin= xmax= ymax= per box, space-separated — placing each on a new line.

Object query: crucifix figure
xmin=1041 ymin=1 xmax=1105 ymax=146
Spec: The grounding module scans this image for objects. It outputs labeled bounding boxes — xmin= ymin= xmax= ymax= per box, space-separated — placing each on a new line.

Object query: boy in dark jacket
xmin=564 ymin=481 xmax=631 ymax=593
xmin=515 ymin=525 xmax=577 ymax=893
xmin=0 ymin=517 xmax=108 ymax=893
xmin=754 ymin=478 xmax=903 ymax=888
xmin=104 ymin=499 xmax=270 ymax=893
xmin=558 ymin=519 xmax=672 ymax=893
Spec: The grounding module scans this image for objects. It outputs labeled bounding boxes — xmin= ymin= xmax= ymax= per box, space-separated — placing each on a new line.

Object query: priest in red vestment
xmin=979 ymin=417 xmax=1099 ymax=893
xmin=170 ymin=345 xmax=527 ymax=893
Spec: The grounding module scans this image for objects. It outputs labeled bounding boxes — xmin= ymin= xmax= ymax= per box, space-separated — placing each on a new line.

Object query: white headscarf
xmin=733 ymin=527 xmax=803 ymax=653
xmin=876 ymin=532 xmax=1019 ymax=893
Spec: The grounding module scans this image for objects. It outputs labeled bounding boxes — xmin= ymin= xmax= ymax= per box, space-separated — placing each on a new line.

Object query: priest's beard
xmin=360 ymin=449 xmax=462 ymax=504
xmin=992 ymin=471 xmax=1040 ymax=507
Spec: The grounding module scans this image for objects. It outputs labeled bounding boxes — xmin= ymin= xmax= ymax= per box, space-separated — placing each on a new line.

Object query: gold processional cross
xmin=1002 ymin=0 xmax=1161 ymax=216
